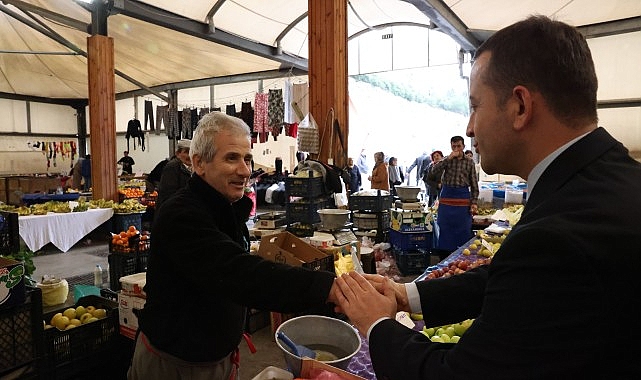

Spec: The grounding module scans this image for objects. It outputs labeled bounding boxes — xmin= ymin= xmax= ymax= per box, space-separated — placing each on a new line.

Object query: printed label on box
xmin=118 ymin=292 xmax=146 ymax=339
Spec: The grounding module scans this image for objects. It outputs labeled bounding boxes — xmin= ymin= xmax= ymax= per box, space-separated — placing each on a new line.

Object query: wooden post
xmin=87 ymin=35 xmax=118 ymax=201
xmin=308 ymin=0 xmax=349 ymax=169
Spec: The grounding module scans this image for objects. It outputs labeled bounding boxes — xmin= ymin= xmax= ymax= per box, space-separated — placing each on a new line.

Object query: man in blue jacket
xmin=334 ymin=16 xmax=641 ymax=379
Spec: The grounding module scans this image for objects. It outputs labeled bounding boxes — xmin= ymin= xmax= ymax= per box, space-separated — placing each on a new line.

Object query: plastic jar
xmin=37 ymin=277 xmax=69 ymax=306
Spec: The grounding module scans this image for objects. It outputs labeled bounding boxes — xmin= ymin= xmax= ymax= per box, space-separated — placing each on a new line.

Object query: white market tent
xmin=1 ymin=0 xmax=640 ymax=169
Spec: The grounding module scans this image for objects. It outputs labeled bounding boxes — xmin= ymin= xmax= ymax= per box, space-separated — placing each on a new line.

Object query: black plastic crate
xmin=353 ymin=210 xmax=390 ymax=230
xmin=0 ymin=287 xmax=43 ymax=378
xmin=0 ymin=211 xmax=20 ymax=256
xmin=42 ymin=295 xmax=119 ymax=380
xmin=111 ymin=212 xmax=143 ymax=234
xmin=286 ymin=197 xmax=332 ymax=225
xmin=349 ymin=191 xmax=393 ymax=212
xmin=285 ymin=171 xmax=325 ymax=198
xmin=285 ymin=222 xmax=315 ymax=238
xmin=389 ymin=229 xmax=432 ymax=251
xmin=393 ymin=249 xmax=431 ymax=275
xmin=107 ymin=252 xmax=149 ymax=291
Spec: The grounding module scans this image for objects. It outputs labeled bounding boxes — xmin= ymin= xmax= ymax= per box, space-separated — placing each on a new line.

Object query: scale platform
xmin=394 ymin=199 xmax=426 ymax=211
xmin=316 ymin=223 xmax=357 ymax=245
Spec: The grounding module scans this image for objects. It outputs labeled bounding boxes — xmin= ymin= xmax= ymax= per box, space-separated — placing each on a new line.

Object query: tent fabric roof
xmin=1 ymin=0 xmax=640 ymax=101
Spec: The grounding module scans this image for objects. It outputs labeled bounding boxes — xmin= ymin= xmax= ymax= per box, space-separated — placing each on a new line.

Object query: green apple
xmin=445 ymin=326 xmax=457 ymax=338
xmin=410 ymin=313 xmax=423 ymax=321
xmin=80 ymin=313 xmax=93 ymax=324
xmin=450 ymin=336 xmax=460 ymax=343
xmin=453 ymin=323 xmax=468 ymax=336
xmin=75 ymin=306 xmax=87 ymax=318
xmin=430 ymin=336 xmax=444 ymax=343
xmin=440 ymin=334 xmax=451 ymax=343
xmin=435 ymin=327 xmax=446 ymax=337
xmin=422 ymin=327 xmax=435 ymax=337
xmin=63 ymin=308 xmax=76 ymax=320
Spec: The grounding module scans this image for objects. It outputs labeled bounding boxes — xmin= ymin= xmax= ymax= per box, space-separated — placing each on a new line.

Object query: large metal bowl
xmin=275 ymin=315 xmax=361 ymax=378
xmin=395 ymin=186 xmax=421 ymax=201
xmin=317 ymin=209 xmax=350 ymax=230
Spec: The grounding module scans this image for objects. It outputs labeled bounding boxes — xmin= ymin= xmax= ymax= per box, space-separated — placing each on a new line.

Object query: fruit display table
xmin=18 ymin=208 xmax=114 ymax=252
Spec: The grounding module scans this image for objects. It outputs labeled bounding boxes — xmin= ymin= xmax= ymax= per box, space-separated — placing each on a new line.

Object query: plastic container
xmin=93 ymin=265 xmax=103 ymax=288
xmin=389 ymin=229 xmax=433 ymax=251
xmin=37 ymin=277 xmax=69 ymax=306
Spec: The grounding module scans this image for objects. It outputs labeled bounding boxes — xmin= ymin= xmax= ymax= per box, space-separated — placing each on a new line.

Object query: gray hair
xmin=190 ymin=112 xmax=251 ymax=163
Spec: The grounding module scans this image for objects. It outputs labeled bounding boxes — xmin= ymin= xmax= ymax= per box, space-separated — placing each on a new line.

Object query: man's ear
xmin=512 ymin=85 xmax=533 ymax=131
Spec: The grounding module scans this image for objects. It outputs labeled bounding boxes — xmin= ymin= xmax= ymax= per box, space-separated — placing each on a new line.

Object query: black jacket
xmin=368 ymin=128 xmax=641 ymax=379
xmin=156 ymin=158 xmax=191 ymax=207
xmin=138 ymin=175 xmax=335 ymax=362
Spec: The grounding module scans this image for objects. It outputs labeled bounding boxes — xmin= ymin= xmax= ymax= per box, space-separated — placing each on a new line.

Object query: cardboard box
xmin=0 ymin=257 xmax=26 ymax=310
xmin=258 ymin=232 xmax=333 ymax=272
xmin=300 ymin=358 xmax=366 ymax=380
xmin=119 ymin=272 xmax=146 ymax=297
xmin=390 ymin=208 xmax=432 ymax=232
xmin=255 ymin=217 xmax=286 ymax=229
xmin=118 ymin=292 xmax=146 ymax=339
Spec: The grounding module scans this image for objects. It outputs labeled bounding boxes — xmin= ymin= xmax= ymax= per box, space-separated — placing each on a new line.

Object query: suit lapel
xmin=522 ymin=127 xmax=617 ymax=218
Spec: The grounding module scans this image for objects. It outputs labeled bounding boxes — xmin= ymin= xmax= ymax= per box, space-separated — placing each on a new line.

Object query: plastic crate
xmin=0 ymin=287 xmax=43 ymax=378
xmin=42 ymin=295 xmax=119 ymax=379
xmin=109 ymin=234 xmax=151 ymax=255
xmin=107 ymin=252 xmax=149 ymax=291
xmin=285 ymin=172 xmax=325 ymax=198
xmin=285 ymin=222 xmax=315 ymax=238
xmin=389 ymin=229 xmax=432 ymax=251
xmin=352 ymin=211 xmax=390 ymax=230
xmin=0 ymin=211 xmax=20 ymax=255
xmin=286 ymin=197 xmax=332 ymax=225
xmin=349 ymin=192 xmax=393 ymax=212
xmin=111 ymin=212 xmax=143 ymax=233
xmin=393 ymin=249 xmax=431 ymax=275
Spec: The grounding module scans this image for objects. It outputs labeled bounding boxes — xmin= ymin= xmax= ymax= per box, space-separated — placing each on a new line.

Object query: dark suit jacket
xmin=368 ymin=128 xmax=641 ymax=379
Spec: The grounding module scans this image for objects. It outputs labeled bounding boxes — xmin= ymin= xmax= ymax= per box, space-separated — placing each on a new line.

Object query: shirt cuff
xmin=405 ymin=282 xmax=422 ymax=313
xmin=366 ymin=317 xmax=392 ymax=341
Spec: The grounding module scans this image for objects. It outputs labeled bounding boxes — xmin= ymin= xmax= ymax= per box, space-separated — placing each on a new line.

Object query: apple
xmin=50 ymin=312 xmax=63 ymax=326
xmin=86 ymin=306 xmax=96 ymax=313
xmin=450 ymin=336 xmax=460 ymax=343
xmin=54 ymin=316 xmax=70 ymax=330
xmin=462 ymin=248 xmax=471 ymax=256
xmin=80 ymin=313 xmax=94 ymax=324
xmin=63 ymin=308 xmax=76 ymax=320
xmin=440 ymin=334 xmax=451 ymax=343
xmin=75 ymin=306 xmax=87 ymax=318
xmin=410 ymin=313 xmax=423 ymax=321
xmin=430 ymin=336 xmax=444 ymax=343
xmin=86 ymin=317 xmax=99 ymax=323
xmin=69 ymin=318 xmax=81 ymax=326
xmin=91 ymin=308 xmax=107 ymax=319
xmin=444 ymin=326 xmax=457 ymax=338
xmin=423 ymin=327 xmax=435 ymax=337
xmin=65 ymin=324 xmax=77 ymax=330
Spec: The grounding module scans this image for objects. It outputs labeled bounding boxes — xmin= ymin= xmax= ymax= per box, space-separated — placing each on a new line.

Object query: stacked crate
xmin=284 ymin=170 xmax=333 ymax=237
xmin=349 ymin=190 xmax=393 ymax=243
xmin=389 ymin=207 xmax=433 ymax=275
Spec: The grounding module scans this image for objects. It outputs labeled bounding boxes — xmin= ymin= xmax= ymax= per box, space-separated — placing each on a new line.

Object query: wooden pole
xmin=308 ymin=0 xmax=349 ymax=168
xmin=87 ymin=35 xmax=118 ymax=201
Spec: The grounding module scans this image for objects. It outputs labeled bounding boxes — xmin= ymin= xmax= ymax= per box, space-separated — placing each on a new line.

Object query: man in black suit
xmin=333 ymin=16 xmax=641 ymax=379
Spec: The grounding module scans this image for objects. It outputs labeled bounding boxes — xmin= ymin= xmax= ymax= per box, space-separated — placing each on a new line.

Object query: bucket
xmin=309 ymin=235 xmax=335 ymax=249
xmin=275 ymin=315 xmax=361 ymax=377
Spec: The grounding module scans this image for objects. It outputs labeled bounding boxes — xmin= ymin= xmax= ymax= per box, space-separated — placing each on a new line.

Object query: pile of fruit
xmin=140 ymin=190 xmax=157 ymax=207
xmin=111 ymin=225 xmax=150 ymax=253
xmin=45 ymin=305 xmax=108 ymax=331
xmin=112 ymin=198 xmax=146 ymax=214
xmin=423 ymin=257 xmax=491 ymax=280
xmin=118 ymin=186 xmax=145 ymax=199
xmin=420 ymin=318 xmax=474 ymax=343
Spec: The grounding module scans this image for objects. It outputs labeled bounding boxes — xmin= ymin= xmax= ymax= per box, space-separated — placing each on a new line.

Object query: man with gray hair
xmin=129 ymin=112 xmax=338 ymax=380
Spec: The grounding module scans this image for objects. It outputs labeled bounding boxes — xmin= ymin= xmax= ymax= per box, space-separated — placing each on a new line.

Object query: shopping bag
xmin=297 ymin=113 xmax=320 ymax=154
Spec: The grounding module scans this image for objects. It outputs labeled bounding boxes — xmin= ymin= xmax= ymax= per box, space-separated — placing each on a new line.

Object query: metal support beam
xmin=578 ymin=16 xmax=641 ymax=39
xmin=402 ymin=0 xmax=480 ymax=51
xmin=115 ymin=68 xmax=307 ymax=100
xmin=111 ymin=0 xmax=308 ymax=71
xmin=597 ymin=98 xmax=641 ymax=109
xmin=2 ymin=0 xmax=90 ymax=33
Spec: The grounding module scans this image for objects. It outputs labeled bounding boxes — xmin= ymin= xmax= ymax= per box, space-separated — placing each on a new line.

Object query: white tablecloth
xmin=18 ymin=208 xmax=114 ymax=252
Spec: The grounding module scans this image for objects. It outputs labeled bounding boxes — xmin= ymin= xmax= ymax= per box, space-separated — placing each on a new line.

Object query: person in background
xmin=464 ymin=149 xmax=474 ymax=159
xmin=429 ymin=136 xmax=478 ymax=252
xmin=345 ymin=157 xmax=362 ymax=195
xmin=423 ymin=150 xmax=443 ymax=207
xmin=145 ymin=157 xmax=171 ymax=193
xmin=405 ymin=151 xmax=431 ymax=187
xmin=332 ymin=15 xmax=641 ymax=379
xmin=368 ymin=151 xmax=389 ymax=191
xmin=117 ymin=150 xmax=135 ymax=175
xmin=156 ymin=139 xmax=192 ymax=208
xmin=356 ymin=148 xmax=370 ymax=189
xmin=80 ymin=154 xmax=91 ymax=191
xmin=387 ymin=157 xmax=404 ymax=196
xmin=129 ymin=112 xmax=338 ymax=380
xmin=71 ymin=157 xmax=83 ymax=190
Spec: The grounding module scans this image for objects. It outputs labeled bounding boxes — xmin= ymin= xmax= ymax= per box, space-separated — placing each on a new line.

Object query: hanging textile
xmin=297 ymin=113 xmax=320 ymax=154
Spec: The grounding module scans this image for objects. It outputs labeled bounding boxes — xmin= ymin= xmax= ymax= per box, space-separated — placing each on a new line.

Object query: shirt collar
xmin=527 ymin=131 xmax=590 ymax=199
